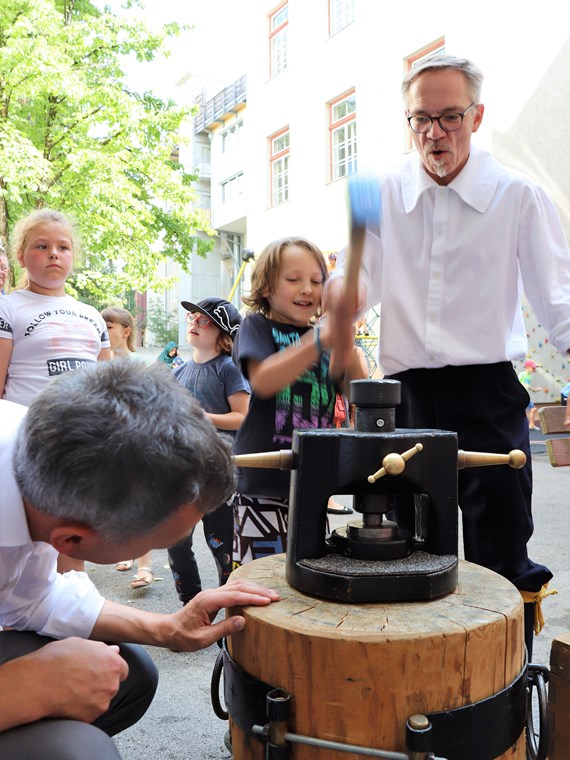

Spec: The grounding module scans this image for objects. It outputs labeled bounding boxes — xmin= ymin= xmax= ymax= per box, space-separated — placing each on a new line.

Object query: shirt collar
xmin=401 ymin=143 xmax=501 ymax=214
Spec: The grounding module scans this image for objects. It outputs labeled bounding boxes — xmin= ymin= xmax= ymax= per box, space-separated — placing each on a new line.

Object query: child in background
xmin=101 ymin=306 xmax=137 ymax=359
xmin=101 ymin=306 xmax=154 ymax=589
xmin=0 ymin=208 xmax=110 ymax=574
xmin=232 ymin=236 xmax=367 ymax=566
xmin=168 ymin=297 xmax=250 ymax=604
xmin=518 ymin=359 xmax=546 ymax=430
xmin=0 ymin=209 xmax=110 ymax=405
xmin=156 ymin=341 xmax=179 ymax=368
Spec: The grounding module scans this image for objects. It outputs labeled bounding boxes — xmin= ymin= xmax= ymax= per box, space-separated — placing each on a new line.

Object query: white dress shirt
xmin=0 ymin=400 xmax=105 ymax=638
xmin=337 ymin=145 xmax=570 ymax=376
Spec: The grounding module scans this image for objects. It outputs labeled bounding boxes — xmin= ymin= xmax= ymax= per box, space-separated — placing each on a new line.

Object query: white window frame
xmin=330 ymin=91 xmax=357 ymax=181
xmin=270 ymin=128 xmax=289 ymax=206
xmin=329 ymin=0 xmax=355 ymax=36
xmin=269 ymin=2 xmax=288 ymax=78
xmin=221 ymin=120 xmax=243 ymax=154
xmin=220 ymin=172 xmax=243 ymax=203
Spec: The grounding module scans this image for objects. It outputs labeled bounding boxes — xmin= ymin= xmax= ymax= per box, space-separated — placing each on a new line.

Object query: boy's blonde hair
xmin=11 ymin=208 xmax=80 ymax=264
xmin=101 ymin=306 xmax=137 ymax=353
xmin=243 ymin=237 xmax=328 ymax=316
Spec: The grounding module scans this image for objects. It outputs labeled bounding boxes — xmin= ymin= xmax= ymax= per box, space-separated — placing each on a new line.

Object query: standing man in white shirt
xmin=0 ymin=361 xmax=278 ymax=759
xmin=326 ymin=55 xmax=570 ymax=659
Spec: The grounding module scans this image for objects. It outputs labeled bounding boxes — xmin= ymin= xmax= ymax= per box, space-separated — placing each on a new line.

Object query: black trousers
xmin=389 ymin=362 xmax=552 ymax=592
xmin=168 ymin=501 xmax=233 ymax=605
xmin=0 ymin=630 xmax=158 ymax=759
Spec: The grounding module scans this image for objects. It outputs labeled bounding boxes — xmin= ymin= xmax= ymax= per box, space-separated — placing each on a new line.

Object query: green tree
xmin=145 ymin=301 xmax=178 ymax=347
xmin=0 ymin=0 xmax=213 ymax=301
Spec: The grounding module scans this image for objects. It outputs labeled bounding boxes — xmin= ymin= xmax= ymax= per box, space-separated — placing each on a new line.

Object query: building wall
xmin=174 ymin=1 xmax=570 ymax=388
xmin=228 ymin=1 xmax=569 ymax=394
xmin=243 ymin=1 xmax=569 ymax=251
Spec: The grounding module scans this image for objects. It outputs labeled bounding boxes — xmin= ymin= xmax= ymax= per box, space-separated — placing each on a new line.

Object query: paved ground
xmin=90 ymin=431 xmax=569 ymax=760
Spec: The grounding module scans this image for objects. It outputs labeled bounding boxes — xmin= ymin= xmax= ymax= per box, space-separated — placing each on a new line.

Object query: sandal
xmin=131 ymin=567 xmax=154 ymax=589
xmin=326 ymin=500 xmax=353 ymax=515
xmin=327 ymin=505 xmax=354 ymax=515
xmin=115 ymin=559 xmax=134 ymax=572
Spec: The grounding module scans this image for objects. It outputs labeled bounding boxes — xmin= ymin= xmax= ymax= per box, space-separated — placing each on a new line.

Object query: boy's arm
xmin=247 ymin=330 xmax=322 ymax=399
xmin=206 ymin=390 xmax=249 ymax=431
xmin=346 ymin=345 xmax=370 ymax=382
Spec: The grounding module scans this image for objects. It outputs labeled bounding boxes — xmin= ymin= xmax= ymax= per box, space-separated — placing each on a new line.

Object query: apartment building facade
xmin=168 ymin=0 xmax=569 ymax=392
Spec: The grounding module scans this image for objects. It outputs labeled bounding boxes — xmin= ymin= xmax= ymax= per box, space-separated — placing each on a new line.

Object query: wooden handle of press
xmin=233 ymin=450 xmax=294 ymax=470
xmin=457 ymin=449 xmax=527 ymax=469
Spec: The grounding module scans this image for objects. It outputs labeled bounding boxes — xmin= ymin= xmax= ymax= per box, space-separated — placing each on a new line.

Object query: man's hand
xmin=166 ymin=580 xmax=280 ymax=652
xmin=0 ymin=638 xmax=128 ymax=731
xmin=91 ymin=581 xmax=279 ymax=651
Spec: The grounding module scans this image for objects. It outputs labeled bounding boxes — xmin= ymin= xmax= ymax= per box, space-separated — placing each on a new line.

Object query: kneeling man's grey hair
xmin=14 ymin=361 xmax=236 ymax=542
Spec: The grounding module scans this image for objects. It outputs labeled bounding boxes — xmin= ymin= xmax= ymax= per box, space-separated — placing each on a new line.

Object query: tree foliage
xmin=0 ymin=0 xmax=213 ymax=301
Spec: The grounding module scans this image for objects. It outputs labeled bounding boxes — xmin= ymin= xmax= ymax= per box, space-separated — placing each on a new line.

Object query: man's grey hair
xmin=401 ymin=54 xmax=484 ymax=105
xmin=13 ymin=361 xmax=236 ymax=542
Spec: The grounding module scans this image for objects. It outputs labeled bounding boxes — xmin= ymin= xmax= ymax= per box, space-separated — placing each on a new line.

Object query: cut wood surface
xmin=546 ymin=438 xmax=570 ymax=467
xmin=228 ymin=555 xmax=525 ymax=759
xmin=538 ymin=406 xmax=570 ymax=466
xmin=538 ymin=406 xmax=568 ymax=434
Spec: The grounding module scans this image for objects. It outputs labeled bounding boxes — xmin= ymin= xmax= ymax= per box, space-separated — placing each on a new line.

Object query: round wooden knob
xmin=508 ymin=449 xmax=527 ymax=469
xmin=382 ymin=453 xmax=406 ymax=475
xmin=367 ymin=443 xmax=424 ymax=483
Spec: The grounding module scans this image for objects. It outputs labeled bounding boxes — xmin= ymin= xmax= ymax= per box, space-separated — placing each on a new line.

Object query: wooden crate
xmin=548 ymin=632 xmax=570 ymax=758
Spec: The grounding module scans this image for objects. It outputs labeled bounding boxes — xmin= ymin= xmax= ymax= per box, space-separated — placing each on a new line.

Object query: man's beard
xmin=430 ymin=159 xmax=448 ymax=178
xmin=425 ymin=140 xmax=450 ymax=178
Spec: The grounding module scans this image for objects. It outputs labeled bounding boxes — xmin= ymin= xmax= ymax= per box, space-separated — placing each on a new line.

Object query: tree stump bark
xmin=227 ymin=555 xmax=525 ymax=759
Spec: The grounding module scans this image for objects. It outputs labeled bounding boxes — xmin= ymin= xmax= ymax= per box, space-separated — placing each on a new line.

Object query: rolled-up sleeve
xmin=0 ymin=544 xmax=105 ymax=639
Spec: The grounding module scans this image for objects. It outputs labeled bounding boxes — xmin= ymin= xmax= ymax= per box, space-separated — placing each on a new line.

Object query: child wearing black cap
xmin=167 ymin=297 xmax=250 ymax=603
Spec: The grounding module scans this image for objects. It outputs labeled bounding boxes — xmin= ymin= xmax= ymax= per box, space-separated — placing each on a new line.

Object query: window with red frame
xmin=269 ymin=3 xmax=288 ymax=78
xmin=328 ymin=0 xmax=354 ymax=36
xmin=270 ymin=129 xmax=289 ymax=205
xmin=404 ymin=38 xmax=445 ymax=150
xmin=330 ymin=90 xmax=356 ymax=181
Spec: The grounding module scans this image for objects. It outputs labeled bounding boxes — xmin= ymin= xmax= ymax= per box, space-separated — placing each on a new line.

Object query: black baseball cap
xmin=181 ymin=297 xmax=241 ymax=338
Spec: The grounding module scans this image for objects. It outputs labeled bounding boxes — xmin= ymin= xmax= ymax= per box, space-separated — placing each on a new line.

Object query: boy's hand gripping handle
xmin=329 ymin=175 xmax=381 ymax=378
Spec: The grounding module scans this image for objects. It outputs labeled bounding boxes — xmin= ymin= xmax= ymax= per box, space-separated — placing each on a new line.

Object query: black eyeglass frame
xmin=406 ymin=102 xmax=477 ymax=134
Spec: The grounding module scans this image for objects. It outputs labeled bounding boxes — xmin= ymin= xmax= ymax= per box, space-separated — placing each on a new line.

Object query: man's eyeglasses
xmin=407 ymin=102 xmax=476 ymax=134
xmin=186 ymin=313 xmax=212 ymax=328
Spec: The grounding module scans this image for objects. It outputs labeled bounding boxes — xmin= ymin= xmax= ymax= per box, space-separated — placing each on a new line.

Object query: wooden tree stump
xmin=227 ymin=555 xmax=525 ymax=759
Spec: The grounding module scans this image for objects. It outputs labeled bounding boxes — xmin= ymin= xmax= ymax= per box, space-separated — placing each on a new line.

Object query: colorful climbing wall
xmin=514 ymin=296 xmax=569 ymax=404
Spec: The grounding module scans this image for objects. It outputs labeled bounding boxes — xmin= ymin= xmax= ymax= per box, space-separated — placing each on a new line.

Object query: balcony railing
xmin=194 ymin=75 xmax=247 ymax=134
